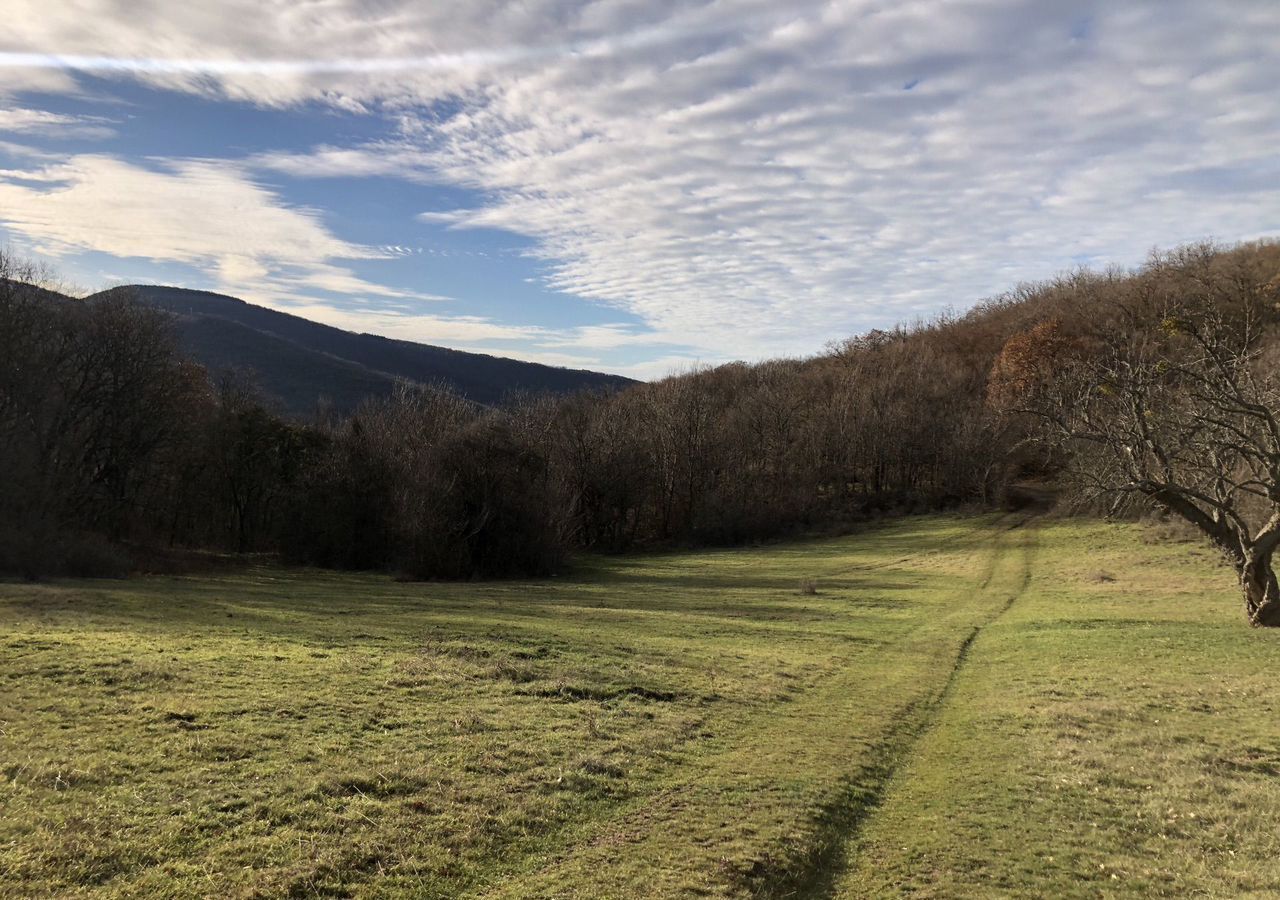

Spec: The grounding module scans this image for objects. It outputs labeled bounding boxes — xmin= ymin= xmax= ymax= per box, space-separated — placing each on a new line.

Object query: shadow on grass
xmin=2 ymin=561 xmax=935 ymax=651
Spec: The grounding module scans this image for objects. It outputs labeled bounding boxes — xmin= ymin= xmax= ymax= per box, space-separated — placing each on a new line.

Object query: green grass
xmin=833 ymin=519 xmax=1280 ymax=899
xmin=1 ymin=514 xmax=1277 ymax=897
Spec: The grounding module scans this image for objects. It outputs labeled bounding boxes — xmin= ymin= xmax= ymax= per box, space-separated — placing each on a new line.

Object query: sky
xmin=0 ymin=2 xmax=1277 ymax=379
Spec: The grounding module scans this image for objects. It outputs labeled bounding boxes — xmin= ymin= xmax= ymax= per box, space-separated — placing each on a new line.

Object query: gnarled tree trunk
xmin=1242 ymin=553 xmax=1280 ymax=628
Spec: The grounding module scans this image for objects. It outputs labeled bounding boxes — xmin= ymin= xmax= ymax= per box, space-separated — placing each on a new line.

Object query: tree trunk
xmin=1242 ymin=552 xmax=1280 ymax=627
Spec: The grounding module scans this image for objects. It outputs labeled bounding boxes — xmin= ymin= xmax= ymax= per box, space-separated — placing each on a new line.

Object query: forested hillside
xmin=4 ymin=240 xmax=1279 ymax=622
xmin=91 ymin=285 xmax=634 ymax=414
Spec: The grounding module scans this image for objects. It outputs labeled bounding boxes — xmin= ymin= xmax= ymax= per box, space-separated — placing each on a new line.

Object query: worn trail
xmin=758 ymin=516 xmax=1040 ymax=899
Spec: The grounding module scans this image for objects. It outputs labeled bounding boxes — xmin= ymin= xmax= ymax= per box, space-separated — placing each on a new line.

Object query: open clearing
xmin=3 ymin=515 xmax=1279 ymax=898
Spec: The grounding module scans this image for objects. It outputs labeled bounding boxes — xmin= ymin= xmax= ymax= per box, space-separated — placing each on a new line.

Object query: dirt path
xmin=909 ymin=515 xmax=1039 ymax=749
xmin=759 ymin=516 xmax=1041 ymax=899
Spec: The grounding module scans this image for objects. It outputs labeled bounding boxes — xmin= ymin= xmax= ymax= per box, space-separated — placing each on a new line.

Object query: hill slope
xmin=89 ymin=285 xmax=634 ymax=415
xmin=173 ymin=314 xmax=401 ymax=415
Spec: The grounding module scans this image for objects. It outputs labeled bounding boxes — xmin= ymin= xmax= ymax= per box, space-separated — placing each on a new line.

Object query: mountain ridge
xmin=87 ymin=284 xmax=635 ymax=416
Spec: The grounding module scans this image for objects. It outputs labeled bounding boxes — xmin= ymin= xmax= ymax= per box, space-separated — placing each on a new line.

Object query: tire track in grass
xmin=818 ymin=511 xmax=1022 ymax=583
xmin=750 ymin=517 xmax=1041 ymax=900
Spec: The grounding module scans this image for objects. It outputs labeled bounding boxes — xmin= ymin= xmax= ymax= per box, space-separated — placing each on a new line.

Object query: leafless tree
xmin=0 ymin=255 xmax=200 ymax=573
xmin=994 ymin=263 xmax=1280 ymax=626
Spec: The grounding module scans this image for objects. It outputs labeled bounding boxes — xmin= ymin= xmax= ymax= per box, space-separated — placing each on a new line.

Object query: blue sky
xmin=1 ymin=2 xmax=1277 ymax=378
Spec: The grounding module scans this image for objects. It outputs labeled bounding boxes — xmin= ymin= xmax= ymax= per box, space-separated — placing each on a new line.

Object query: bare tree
xmin=994 ymin=275 xmax=1280 ymax=626
xmin=0 ymin=256 xmax=199 ymax=573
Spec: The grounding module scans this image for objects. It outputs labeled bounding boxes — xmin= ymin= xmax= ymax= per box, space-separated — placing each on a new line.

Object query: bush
xmin=398 ymin=421 xmax=567 ymax=579
xmin=59 ymin=534 xmax=132 ymax=578
xmin=0 ymin=527 xmax=131 ymax=580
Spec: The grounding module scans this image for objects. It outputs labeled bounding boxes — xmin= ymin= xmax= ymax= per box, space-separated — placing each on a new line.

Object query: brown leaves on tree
xmin=986 ymin=319 xmax=1072 ymax=414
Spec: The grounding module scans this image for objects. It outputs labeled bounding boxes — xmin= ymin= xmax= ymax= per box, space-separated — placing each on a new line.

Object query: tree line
xmin=3 ymin=241 xmax=1279 ymax=625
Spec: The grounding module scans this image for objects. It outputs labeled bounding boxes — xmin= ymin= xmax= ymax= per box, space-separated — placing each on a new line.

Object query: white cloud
xmin=0 ymin=63 xmax=79 ymax=97
xmin=599 ymin=354 xmax=709 ymax=381
xmin=539 ymin=323 xmax=687 ymax=352
xmin=0 ymin=106 xmax=115 ymax=138
xmin=282 ymin=302 xmax=545 ymax=346
xmin=4 ymin=1 xmax=1280 ymax=361
xmin=229 ymin=298 xmax=688 ymax=377
xmin=0 ymin=149 xmax=682 ymax=375
xmin=0 ymin=154 xmax=440 ymax=306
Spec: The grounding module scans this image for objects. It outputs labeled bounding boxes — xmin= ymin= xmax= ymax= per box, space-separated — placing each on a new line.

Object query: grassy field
xmin=2 ymin=514 xmax=1278 ymax=898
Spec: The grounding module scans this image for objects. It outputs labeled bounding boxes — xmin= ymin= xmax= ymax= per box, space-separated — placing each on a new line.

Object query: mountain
xmin=87 ymin=285 xmax=635 ymax=416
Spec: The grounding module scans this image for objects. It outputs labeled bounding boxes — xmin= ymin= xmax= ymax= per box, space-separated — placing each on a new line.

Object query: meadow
xmin=2 ymin=514 xmax=1278 ymax=898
